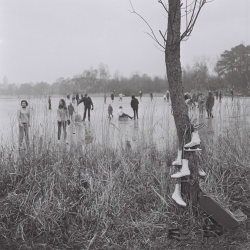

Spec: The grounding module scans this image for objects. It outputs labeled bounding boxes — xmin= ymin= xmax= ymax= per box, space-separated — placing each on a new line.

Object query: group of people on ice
xmin=57 ymin=93 xmax=94 ymax=143
xmin=184 ymin=90 xmax=223 ymax=118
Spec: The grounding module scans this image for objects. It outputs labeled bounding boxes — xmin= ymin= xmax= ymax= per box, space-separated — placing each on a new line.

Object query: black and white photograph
xmin=0 ymin=0 xmax=249 ymax=249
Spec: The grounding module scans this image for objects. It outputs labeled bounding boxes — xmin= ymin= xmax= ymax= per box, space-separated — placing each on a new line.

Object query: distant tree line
xmin=1 ymin=44 xmax=249 ymax=96
xmin=1 ymin=64 xmax=169 ymax=97
xmin=183 ymin=44 xmax=250 ymax=94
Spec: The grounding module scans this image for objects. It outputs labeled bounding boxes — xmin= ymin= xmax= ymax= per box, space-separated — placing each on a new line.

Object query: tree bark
xmin=165 ymin=0 xmax=190 ymax=147
xmin=166 ymin=0 xmax=200 ymax=218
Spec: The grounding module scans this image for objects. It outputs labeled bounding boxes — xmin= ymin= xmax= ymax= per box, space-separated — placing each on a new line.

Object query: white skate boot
xmin=172 ymin=183 xmax=186 ymax=207
xmin=184 ymin=131 xmax=201 ymax=151
xmin=171 ymin=159 xmax=190 ymax=178
xmin=172 ymin=149 xmax=182 ymax=166
xmin=198 ymin=168 xmax=206 ymax=177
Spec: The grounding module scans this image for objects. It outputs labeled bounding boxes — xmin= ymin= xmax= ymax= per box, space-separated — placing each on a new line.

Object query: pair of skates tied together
xmin=171 ymin=130 xmax=206 ymax=207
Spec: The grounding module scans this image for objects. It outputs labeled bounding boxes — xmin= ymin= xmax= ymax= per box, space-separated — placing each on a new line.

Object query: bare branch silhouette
xmin=128 ymin=0 xmax=165 ymax=49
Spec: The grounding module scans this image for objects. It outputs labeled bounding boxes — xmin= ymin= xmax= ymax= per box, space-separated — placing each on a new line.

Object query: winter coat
xmin=131 ymin=97 xmax=139 ymax=110
xmin=68 ymin=103 xmax=74 ymax=116
xmin=57 ymin=108 xmax=69 ymax=122
xmin=78 ymin=96 xmax=93 ymax=108
xmin=108 ymin=105 xmax=113 ymax=113
xmin=206 ymin=94 xmax=215 ymax=110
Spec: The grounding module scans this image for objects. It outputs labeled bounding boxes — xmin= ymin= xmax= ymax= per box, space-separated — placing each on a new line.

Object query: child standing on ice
xmin=108 ymin=104 xmax=113 ymax=118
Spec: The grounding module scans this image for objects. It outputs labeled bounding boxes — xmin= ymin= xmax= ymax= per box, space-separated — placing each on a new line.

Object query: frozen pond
xmin=0 ymin=95 xmax=250 ymax=151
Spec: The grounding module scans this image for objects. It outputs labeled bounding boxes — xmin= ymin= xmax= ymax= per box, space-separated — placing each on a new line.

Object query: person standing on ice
xmin=230 ymin=89 xmax=234 ymax=101
xmin=163 ymin=94 xmax=166 ymax=102
xmin=119 ymin=93 xmax=124 ymax=101
xmin=108 ymin=104 xmax=113 ymax=118
xmin=48 ymin=96 xmax=51 ymax=110
xmin=104 ymin=93 xmax=107 ymax=104
xmin=130 ymin=95 xmax=139 ymax=119
xmin=150 ymin=92 xmax=154 ymax=101
xmin=139 ymin=91 xmax=142 ymax=101
xmin=77 ymin=93 xmax=94 ymax=121
xmin=206 ymin=91 xmax=215 ymax=118
xmin=219 ymin=90 xmax=222 ymax=103
xmin=57 ymin=99 xmax=69 ymax=143
xmin=68 ymin=98 xmax=75 ymax=121
xmin=17 ymin=100 xmax=30 ymax=150
xmin=198 ymin=93 xmax=205 ymax=116
xmin=166 ymin=90 xmax=170 ymax=102
xmin=66 ymin=95 xmax=71 ymax=108
xmin=76 ymin=93 xmax=79 ymax=103
xmin=111 ymin=93 xmax=114 ymax=102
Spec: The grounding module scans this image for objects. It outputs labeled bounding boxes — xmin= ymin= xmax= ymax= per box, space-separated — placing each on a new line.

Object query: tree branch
xmin=128 ymin=0 xmax=165 ymax=49
xmin=179 ymin=0 xmax=213 ymax=43
xmin=158 ymin=0 xmax=169 ymax=13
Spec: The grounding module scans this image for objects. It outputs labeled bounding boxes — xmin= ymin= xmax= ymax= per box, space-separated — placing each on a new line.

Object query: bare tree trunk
xmin=166 ymin=0 xmax=200 ymax=218
xmin=165 ymin=0 xmax=190 ymax=147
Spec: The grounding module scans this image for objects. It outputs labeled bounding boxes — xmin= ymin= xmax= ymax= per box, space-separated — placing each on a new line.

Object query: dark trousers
xmin=83 ymin=107 xmax=91 ymax=121
xmin=133 ymin=109 xmax=138 ymax=119
xmin=58 ymin=121 xmax=67 ymax=140
xmin=49 ymin=103 xmax=51 ymax=109
xmin=207 ymin=109 xmax=213 ymax=118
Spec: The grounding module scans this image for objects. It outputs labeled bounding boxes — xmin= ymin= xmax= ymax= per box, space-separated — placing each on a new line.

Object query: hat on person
xmin=119 ymin=106 xmax=123 ymax=109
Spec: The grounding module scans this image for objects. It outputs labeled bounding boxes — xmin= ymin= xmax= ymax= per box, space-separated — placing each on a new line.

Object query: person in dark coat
xmin=166 ymin=91 xmax=170 ymax=102
xmin=219 ymin=90 xmax=222 ymax=103
xmin=111 ymin=93 xmax=114 ymax=102
xmin=206 ymin=91 xmax=215 ymax=118
xmin=76 ymin=93 xmax=79 ymax=103
xmin=48 ymin=96 xmax=51 ymax=110
xmin=130 ymin=95 xmax=139 ymax=119
xmin=77 ymin=93 xmax=94 ymax=121
xmin=104 ymin=93 xmax=107 ymax=104
xmin=230 ymin=89 xmax=234 ymax=101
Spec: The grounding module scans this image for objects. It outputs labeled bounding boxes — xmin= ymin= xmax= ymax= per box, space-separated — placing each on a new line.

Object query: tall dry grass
xmin=0 ymin=97 xmax=249 ymax=249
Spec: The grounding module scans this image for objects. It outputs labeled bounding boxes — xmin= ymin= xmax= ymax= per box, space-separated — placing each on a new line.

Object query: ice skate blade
xmin=171 ymin=163 xmax=182 ymax=167
xmin=184 ymin=148 xmax=201 ymax=152
xmin=171 ymin=172 xmax=190 ymax=178
xmin=184 ymin=144 xmax=201 ymax=150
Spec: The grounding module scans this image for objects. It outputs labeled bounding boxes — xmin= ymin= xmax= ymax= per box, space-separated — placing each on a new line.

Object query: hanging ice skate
xmin=172 ymin=149 xmax=182 ymax=166
xmin=172 ymin=183 xmax=186 ymax=207
xmin=198 ymin=168 xmax=206 ymax=177
xmin=184 ymin=131 xmax=201 ymax=151
xmin=171 ymin=159 xmax=190 ymax=178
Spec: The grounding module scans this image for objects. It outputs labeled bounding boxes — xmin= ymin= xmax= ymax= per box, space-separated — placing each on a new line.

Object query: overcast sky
xmin=0 ymin=0 xmax=249 ymax=84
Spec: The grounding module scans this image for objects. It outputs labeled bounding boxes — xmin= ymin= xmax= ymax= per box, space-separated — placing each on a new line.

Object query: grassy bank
xmin=0 ymin=98 xmax=249 ymax=249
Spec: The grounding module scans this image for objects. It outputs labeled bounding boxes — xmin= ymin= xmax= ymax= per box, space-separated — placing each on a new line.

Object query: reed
xmin=0 ymin=97 xmax=249 ymax=249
